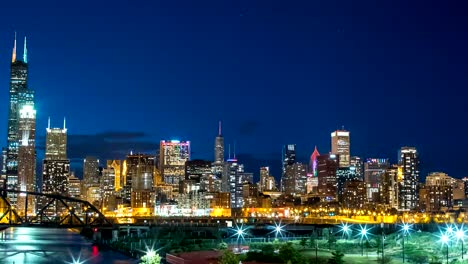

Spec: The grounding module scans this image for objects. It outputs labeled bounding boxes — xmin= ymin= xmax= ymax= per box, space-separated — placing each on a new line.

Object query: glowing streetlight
xmin=440 ymin=233 xmax=450 ymax=264
xmin=340 ymin=223 xmax=351 ymax=239
xmin=359 ymin=226 xmax=369 ymax=256
xmin=233 ymin=225 xmax=247 ymax=253
xmin=400 ymin=223 xmax=412 ymax=263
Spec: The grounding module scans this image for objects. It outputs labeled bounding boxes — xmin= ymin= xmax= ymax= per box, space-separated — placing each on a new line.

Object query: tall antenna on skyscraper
xmin=12 ymin=32 xmax=17 ymax=63
xmin=228 ymin=144 xmax=231 ymax=159
xmin=48 ymin=117 xmax=51 ymax=129
xmin=233 ymin=141 xmax=236 ymax=159
xmin=218 ymin=121 xmax=222 ymax=136
xmin=63 ymin=117 xmax=66 ymax=129
xmin=23 ymin=36 xmax=27 ymax=63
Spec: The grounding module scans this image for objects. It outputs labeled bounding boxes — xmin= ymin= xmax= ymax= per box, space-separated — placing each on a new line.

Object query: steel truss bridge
xmin=0 ymin=189 xmax=112 ymax=227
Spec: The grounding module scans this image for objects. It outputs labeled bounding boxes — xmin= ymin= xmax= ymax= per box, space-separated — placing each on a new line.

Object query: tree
xmin=140 ymin=252 xmax=161 ymax=264
xmin=219 ymin=250 xmax=239 ymax=264
xmin=309 ymin=233 xmax=317 ymax=248
xmin=327 ymin=250 xmax=345 ymax=264
xmin=328 ymin=235 xmax=337 ymax=249
xmin=278 ymin=243 xmax=307 ymax=264
xmin=300 ymin=238 xmax=307 ymax=249
xmin=218 ymin=242 xmax=228 ymax=250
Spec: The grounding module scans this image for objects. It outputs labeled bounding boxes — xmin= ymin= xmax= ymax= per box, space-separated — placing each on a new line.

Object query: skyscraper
xmin=4 ymin=34 xmax=35 ymax=208
xmin=331 ymin=129 xmax=350 ymax=167
xmin=281 ymin=144 xmax=296 ymax=192
xmin=214 ymin=121 xmax=224 ymax=165
xmin=317 ymin=153 xmax=339 ymax=199
xmin=83 ymin=156 xmax=100 ymax=185
xmin=125 ymin=154 xmax=155 ymax=209
xmin=159 ymin=140 xmax=190 ymax=194
xmin=398 ymin=147 xmax=420 ymax=211
xmin=350 ymin=156 xmax=364 ymax=180
xmin=283 ymin=162 xmax=307 ymax=196
xmin=364 ymin=158 xmax=389 ymax=203
xmin=42 ymin=120 xmax=69 ymax=196
xmin=212 ymin=122 xmax=225 ymax=190
xmin=45 ymin=118 xmax=67 ymax=160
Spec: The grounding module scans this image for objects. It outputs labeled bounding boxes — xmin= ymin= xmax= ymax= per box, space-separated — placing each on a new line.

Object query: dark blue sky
xmin=0 ymin=0 xmax=467 ymax=181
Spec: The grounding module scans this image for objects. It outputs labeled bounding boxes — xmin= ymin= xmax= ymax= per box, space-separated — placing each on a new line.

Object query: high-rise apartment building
xmin=4 ymin=35 xmax=35 ymax=208
xmin=159 ymin=140 xmax=190 ymax=194
xmin=423 ymin=172 xmax=455 ymax=212
xmin=381 ymin=165 xmax=399 ymax=209
xmin=364 ymin=158 xmax=389 ymax=203
xmin=398 ymin=147 xmax=420 ymax=211
xmin=68 ymin=173 xmax=81 ymax=198
xmin=281 ymin=144 xmax=296 ymax=192
xmin=331 ymin=130 xmax=350 ymax=167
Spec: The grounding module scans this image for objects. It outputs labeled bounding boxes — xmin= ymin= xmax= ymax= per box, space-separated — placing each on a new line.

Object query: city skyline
xmin=0 ymin=1 xmax=467 ymax=181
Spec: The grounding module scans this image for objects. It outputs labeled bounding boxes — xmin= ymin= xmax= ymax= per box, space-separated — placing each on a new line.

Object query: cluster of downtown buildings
xmin=1 ymin=36 xmax=466 ymax=221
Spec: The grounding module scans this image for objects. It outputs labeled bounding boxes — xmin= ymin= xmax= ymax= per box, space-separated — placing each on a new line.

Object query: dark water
xmin=0 ymin=227 xmax=137 ymax=264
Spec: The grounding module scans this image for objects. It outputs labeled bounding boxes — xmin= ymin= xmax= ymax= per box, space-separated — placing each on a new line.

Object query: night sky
xmin=0 ymin=0 xmax=467 ymax=181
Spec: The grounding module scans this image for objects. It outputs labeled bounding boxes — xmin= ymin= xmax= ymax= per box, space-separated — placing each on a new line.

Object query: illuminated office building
xmin=107 ymin=160 xmax=122 ymax=191
xmin=336 ymin=167 xmax=359 ymax=203
xmin=381 ymin=165 xmax=399 ymax=209
xmin=83 ymin=156 xmax=99 ymax=185
xmin=259 ymin=167 xmax=269 ymax=192
xmin=126 ymin=154 xmax=155 ymax=209
xmin=159 ymin=140 xmax=190 ymax=194
xmin=222 ymin=158 xmax=252 ymax=208
xmin=317 ymin=154 xmax=339 ymax=200
xmin=4 ymin=35 xmax=35 ymax=207
xmin=398 ymin=147 xmax=419 ymax=211
xmin=185 ymin=160 xmax=213 ymax=192
xmin=281 ymin=144 xmax=296 ymax=192
xmin=331 ymin=130 xmax=350 ymax=167
xmin=283 ymin=162 xmax=307 ymax=196
xmin=42 ymin=121 xmax=69 ymax=195
xmin=364 ymin=158 xmax=389 ymax=203
xmin=17 ymin=103 xmax=36 ymax=212
xmin=350 ymin=156 xmax=364 ymax=180
xmin=309 ymin=146 xmax=320 ymax=176
xmin=101 ymin=167 xmax=117 ymax=211
xmin=342 ymin=180 xmax=366 ymax=209
xmin=68 ymin=173 xmax=81 ymax=198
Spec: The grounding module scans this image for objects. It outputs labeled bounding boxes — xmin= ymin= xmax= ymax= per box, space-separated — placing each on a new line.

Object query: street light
xmin=441 ymin=233 xmax=450 ymax=264
xmin=340 ymin=223 xmax=351 ymax=239
xmin=234 ymin=225 xmax=247 ymax=253
xmin=456 ymin=227 xmax=465 ymax=260
xmin=400 ymin=223 xmax=412 ymax=263
xmin=359 ymin=226 xmax=369 ymax=256
xmin=274 ymin=222 xmax=284 ymax=239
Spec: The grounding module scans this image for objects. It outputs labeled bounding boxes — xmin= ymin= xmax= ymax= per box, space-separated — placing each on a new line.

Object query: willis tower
xmin=2 ymin=33 xmax=36 ymax=209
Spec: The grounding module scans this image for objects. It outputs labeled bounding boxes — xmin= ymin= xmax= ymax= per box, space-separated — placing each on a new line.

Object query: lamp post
xmin=401 ymin=223 xmax=410 ymax=263
xmin=359 ymin=226 xmax=368 ymax=256
xmin=456 ymin=227 xmax=465 ymax=260
xmin=441 ymin=233 xmax=449 ymax=264
xmin=381 ymin=222 xmax=385 ymax=264
xmin=236 ymin=228 xmax=245 ymax=253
